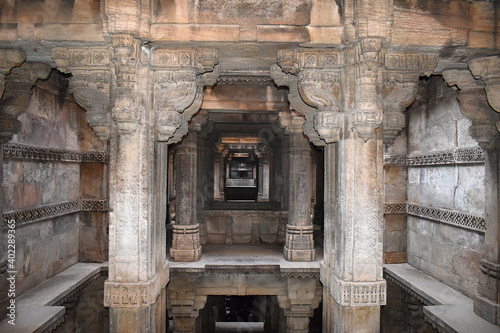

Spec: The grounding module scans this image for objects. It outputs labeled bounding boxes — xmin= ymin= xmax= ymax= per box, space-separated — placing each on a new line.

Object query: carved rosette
xmin=381 ymin=51 xmax=438 ymax=144
xmin=151 ymin=47 xmax=219 ymax=142
xmin=273 ymin=49 xmax=343 ymax=145
xmin=52 ymin=47 xmax=113 ymax=140
xmin=0 ymin=62 xmax=51 ymax=143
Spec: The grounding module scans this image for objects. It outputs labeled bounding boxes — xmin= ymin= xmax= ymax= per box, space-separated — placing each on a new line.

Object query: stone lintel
xmin=104 ymin=261 xmax=169 ymax=308
xmin=321 ymin=263 xmax=386 ymax=307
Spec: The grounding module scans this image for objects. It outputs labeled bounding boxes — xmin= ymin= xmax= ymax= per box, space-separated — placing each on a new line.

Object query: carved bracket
xmin=0 ymin=62 xmax=51 ymax=143
xmin=52 ymin=47 xmax=113 ymax=140
xmin=151 ymin=47 xmax=219 ymax=143
xmin=381 ymin=51 xmax=438 ymax=144
xmin=469 ymin=56 xmax=500 ymax=113
xmin=443 ymin=69 xmax=499 ymax=149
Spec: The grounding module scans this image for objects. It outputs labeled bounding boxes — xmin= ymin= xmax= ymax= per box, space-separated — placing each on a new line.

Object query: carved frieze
xmin=2 ymin=199 xmax=109 ymax=227
xmin=383 ymin=147 xmax=485 ymax=166
xmin=3 ymin=143 xmax=109 ymax=163
xmin=52 ymin=47 xmax=113 ymax=140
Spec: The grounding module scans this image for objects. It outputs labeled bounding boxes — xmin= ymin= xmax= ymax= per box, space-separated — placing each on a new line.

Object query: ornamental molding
xmin=480 ymin=260 xmax=500 ymax=281
xmin=2 ymin=199 xmax=109 ymax=227
xmin=54 ymin=269 xmax=107 ymax=306
xmin=406 ymin=203 xmax=485 ymax=233
xmin=383 ymin=147 xmax=485 ymax=166
xmin=383 ymin=270 xmax=432 ymax=306
xmin=384 ymin=202 xmax=407 ymax=214
xmin=104 ymin=262 xmax=169 ymax=308
xmin=321 ymin=264 xmax=386 ymax=307
xmin=3 ymin=143 xmax=109 ymax=163
xmin=218 ymin=72 xmax=273 ymax=85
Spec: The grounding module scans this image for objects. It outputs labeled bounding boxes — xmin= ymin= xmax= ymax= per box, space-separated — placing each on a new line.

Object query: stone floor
xmin=169 ymin=243 xmax=323 ymax=270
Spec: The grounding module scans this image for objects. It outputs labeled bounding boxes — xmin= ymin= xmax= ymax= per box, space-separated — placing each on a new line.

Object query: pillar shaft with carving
xmin=284 ymin=119 xmax=315 ymax=261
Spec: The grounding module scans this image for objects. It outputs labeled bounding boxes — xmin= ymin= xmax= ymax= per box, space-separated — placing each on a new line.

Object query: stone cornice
xmin=3 ymin=143 xmax=109 ymax=163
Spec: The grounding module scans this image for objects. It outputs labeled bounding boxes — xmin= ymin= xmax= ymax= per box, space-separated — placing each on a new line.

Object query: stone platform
xmin=385 ymin=263 xmax=499 ymax=333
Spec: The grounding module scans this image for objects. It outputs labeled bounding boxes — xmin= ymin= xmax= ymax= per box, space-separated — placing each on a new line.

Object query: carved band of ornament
xmin=383 ymin=147 xmax=485 ymax=166
xmin=407 ymin=203 xmax=485 ymax=233
xmin=277 ymin=49 xmax=343 ymax=74
xmin=384 ymin=202 xmax=407 ymax=214
xmin=3 ymin=143 xmax=109 ymax=163
xmin=218 ymin=74 xmax=273 ymax=85
xmin=52 ymin=47 xmax=111 ymax=72
xmin=329 ymin=273 xmax=387 ymax=307
xmin=151 ymin=47 xmax=219 ymax=73
xmin=2 ymin=199 xmax=109 ymax=227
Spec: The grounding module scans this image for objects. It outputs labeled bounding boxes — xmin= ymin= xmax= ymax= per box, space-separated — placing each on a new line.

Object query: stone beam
xmin=0 ymin=62 xmax=51 ymax=144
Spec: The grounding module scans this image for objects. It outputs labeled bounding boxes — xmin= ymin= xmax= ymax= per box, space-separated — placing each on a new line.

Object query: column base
xmin=283 ymin=225 xmax=315 ymax=262
xmin=170 ymin=224 xmax=202 ymax=262
xmin=474 ymin=259 xmax=500 ymax=325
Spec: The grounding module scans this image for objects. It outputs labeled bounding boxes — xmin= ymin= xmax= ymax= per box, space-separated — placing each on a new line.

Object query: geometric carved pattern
xmin=384 ymin=147 xmax=485 ymax=166
xmin=384 ymin=202 xmax=407 ymax=214
xmin=3 ymin=143 xmax=109 ymax=163
xmin=218 ymin=73 xmax=273 ymax=85
xmin=406 ymin=203 xmax=485 ymax=233
xmin=327 ymin=272 xmax=387 ymax=307
xmin=2 ymin=199 xmax=108 ymax=227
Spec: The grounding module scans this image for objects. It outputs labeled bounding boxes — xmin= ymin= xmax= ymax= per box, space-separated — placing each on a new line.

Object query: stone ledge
xmin=0 ymin=262 xmax=107 ymax=332
xmin=384 ymin=263 xmax=499 ymax=333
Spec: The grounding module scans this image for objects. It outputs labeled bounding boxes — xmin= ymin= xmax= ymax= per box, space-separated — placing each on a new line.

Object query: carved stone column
xmin=444 ymin=68 xmax=500 ymax=326
xmin=151 ymin=47 xmax=219 ymax=262
xmin=284 ymin=116 xmax=315 ymax=261
xmin=277 ymin=278 xmax=322 ymax=333
xmin=167 ymin=275 xmax=207 ymax=333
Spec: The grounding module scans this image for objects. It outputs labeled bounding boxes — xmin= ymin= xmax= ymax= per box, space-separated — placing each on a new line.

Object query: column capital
xmin=151 ymin=47 xmax=219 ymax=143
xmin=52 ymin=46 xmax=113 ymax=140
xmin=469 ymin=56 xmax=500 ymax=112
xmin=443 ymin=69 xmax=499 ymax=150
xmin=0 ymin=62 xmax=51 ymax=144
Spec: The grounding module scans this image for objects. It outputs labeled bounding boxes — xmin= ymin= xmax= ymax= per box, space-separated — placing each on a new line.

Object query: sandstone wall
xmin=406 ymin=75 xmax=485 ymax=298
xmin=1 ymin=70 xmax=107 ymax=296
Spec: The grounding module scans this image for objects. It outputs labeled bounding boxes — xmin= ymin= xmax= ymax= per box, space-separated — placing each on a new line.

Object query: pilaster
xmin=443 ymin=68 xmax=500 ymax=326
xmin=167 ymin=276 xmax=207 ymax=333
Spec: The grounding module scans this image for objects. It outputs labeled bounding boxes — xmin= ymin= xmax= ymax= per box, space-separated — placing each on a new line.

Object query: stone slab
xmin=384 ymin=263 xmax=470 ymax=306
xmin=423 ymin=304 xmax=500 ymax=333
xmin=0 ymin=305 xmax=65 ymax=333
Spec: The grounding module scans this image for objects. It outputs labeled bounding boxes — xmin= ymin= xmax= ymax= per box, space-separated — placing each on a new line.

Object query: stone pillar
xmin=277 ymin=278 xmax=322 ymax=333
xmin=171 ymin=128 xmax=202 ymax=261
xmin=101 ymin=34 xmax=169 ymax=333
xmin=284 ymin=118 xmax=315 ymax=262
xmin=167 ymin=276 xmax=207 ymax=333
xmin=444 ymin=66 xmax=500 ymax=326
